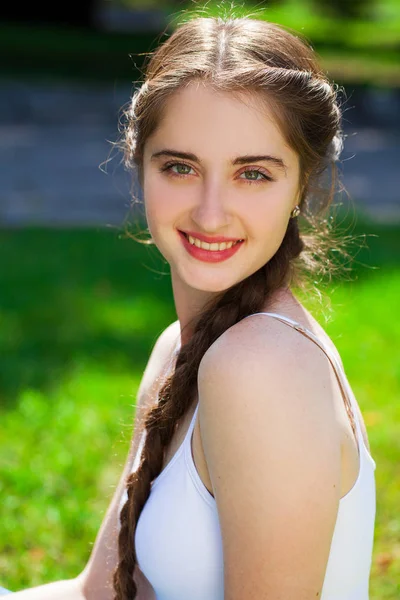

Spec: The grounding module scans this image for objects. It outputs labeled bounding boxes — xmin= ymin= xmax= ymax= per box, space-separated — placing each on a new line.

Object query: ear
xmin=294 ymin=181 xmax=307 ymax=211
xmin=292 ymin=191 xmax=301 ymax=213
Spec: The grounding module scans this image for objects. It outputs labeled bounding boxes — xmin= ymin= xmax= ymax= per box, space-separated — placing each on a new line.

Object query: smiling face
xmin=142 ymin=81 xmax=301 ymax=296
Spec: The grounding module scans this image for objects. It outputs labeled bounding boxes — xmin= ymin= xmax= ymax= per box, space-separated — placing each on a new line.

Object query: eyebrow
xmin=150 ymin=149 xmax=288 ymax=176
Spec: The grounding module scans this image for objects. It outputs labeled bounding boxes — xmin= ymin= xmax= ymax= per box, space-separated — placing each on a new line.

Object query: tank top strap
xmin=241 ymin=312 xmax=364 ymax=446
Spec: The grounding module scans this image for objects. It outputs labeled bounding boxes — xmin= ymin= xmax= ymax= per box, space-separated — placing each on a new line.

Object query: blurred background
xmin=0 ymin=0 xmax=399 ymax=597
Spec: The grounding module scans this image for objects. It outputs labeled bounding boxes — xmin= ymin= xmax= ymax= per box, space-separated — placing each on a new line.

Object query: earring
xmin=290 ymin=205 xmax=300 ymax=218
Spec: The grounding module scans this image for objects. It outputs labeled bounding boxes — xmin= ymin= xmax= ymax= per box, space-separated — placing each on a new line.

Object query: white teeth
xmin=187 ymin=235 xmax=239 ymax=251
xmin=210 ymin=242 xmax=225 ymax=251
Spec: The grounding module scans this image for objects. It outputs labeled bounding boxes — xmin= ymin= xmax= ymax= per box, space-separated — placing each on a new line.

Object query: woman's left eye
xmin=159 ymin=162 xmax=273 ymax=184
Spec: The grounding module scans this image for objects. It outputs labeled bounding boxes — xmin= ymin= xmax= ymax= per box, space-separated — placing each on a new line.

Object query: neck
xmin=172 ymin=267 xmax=298 ymax=347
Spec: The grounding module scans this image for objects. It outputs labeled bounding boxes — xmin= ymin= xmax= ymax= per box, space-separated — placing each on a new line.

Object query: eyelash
xmin=159 ymin=161 xmax=274 ymax=184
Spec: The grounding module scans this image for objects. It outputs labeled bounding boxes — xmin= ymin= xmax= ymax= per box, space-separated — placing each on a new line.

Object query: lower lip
xmin=178 ymin=231 xmax=245 ymax=263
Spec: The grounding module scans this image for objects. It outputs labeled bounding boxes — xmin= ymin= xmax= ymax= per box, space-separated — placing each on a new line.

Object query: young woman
xmin=9 ymin=10 xmax=376 ymax=600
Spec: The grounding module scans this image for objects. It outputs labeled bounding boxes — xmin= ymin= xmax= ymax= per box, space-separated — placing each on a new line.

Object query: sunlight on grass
xmin=87 ymin=294 xmax=169 ymax=336
xmin=1 ymin=363 xmax=140 ymax=587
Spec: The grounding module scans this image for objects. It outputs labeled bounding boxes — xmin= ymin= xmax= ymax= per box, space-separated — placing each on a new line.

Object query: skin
xmin=142 ymin=81 xmax=302 ymax=345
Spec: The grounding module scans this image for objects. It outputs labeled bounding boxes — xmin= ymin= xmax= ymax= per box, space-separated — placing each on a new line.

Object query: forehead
xmin=146 ymin=82 xmax=297 ymax=166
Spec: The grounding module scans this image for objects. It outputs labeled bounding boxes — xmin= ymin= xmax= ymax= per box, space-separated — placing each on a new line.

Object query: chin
xmin=181 ymin=269 xmax=246 ymax=294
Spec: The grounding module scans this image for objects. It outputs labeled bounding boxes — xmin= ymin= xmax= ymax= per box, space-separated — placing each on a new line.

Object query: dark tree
xmin=0 ymin=0 xmax=98 ymax=28
xmin=312 ymin=0 xmax=375 ymax=20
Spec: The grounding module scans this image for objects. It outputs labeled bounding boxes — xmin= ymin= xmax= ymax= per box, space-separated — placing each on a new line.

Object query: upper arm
xmin=78 ymin=320 xmax=180 ymax=600
xmin=197 ymin=322 xmax=342 ymax=599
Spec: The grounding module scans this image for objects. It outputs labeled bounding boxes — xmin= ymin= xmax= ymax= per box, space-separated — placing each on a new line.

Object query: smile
xmin=178 ymin=230 xmax=245 ymax=263
xmin=185 ymin=233 xmax=242 ymax=251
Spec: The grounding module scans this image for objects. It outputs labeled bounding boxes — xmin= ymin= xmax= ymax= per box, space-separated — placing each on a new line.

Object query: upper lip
xmin=180 ymin=230 xmax=244 ymax=243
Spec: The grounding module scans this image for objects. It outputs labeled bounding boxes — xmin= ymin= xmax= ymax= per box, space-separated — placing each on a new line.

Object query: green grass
xmin=0 ymin=216 xmax=399 ymax=597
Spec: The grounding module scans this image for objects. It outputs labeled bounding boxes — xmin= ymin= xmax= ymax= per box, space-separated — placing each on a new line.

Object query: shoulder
xmin=152 ymin=319 xmax=181 ymax=365
xmin=198 ymin=312 xmax=335 ymax=386
xmin=145 ymin=318 xmax=180 ymax=373
xmin=197 ymin=316 xmax=342 ymax=596
xmin=198 ymin=313 xmax=340 ymax=445
xmin=137 ymin=319 xmax=180 ymax=407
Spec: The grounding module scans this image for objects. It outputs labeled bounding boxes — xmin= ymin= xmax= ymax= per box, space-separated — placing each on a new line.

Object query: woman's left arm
xmin=197 ymin=323 xmax=342 ymax=600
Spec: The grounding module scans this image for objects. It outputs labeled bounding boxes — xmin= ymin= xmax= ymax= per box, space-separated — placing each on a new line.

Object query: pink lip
xmin=180 ymin=230 xmax=243 ymax=244
xmin=178 ymin=230 xmax=244 ymax=263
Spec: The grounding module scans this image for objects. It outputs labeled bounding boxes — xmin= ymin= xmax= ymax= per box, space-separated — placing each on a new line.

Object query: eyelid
xmin=162 ymin=160 xmax=195 ymax=172
xmin=160 ymin=160 xmax=274 ymax=182
xmin=238 ymin=166 xmax=274 ymax=181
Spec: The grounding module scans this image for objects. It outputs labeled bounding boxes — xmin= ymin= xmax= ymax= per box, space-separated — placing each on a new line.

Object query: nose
xmin=190 ymin=183 xmax=231 ymax=233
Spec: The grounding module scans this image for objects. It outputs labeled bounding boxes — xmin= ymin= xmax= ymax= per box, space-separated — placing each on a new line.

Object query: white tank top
xmin=121 ymin=312 xmax=377 ymax=599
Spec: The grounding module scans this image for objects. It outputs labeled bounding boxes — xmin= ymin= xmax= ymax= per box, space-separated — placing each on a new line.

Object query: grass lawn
xmin=0 ymin=216 xmax=399 ymax=597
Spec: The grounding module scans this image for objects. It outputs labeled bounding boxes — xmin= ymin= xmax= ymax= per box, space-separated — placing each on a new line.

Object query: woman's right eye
xmin=159 ymin=162 xmax=195 ymax=178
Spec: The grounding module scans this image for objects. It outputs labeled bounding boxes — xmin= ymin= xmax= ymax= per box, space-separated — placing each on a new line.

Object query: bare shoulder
xmin=198 ymin=312 xmax=341 ymax=456
xmin=199 ymin=311 xmax=336 ymax=377
xmin=154 ymin=318 xmax=181 ymax=361
xmin=198 ymin=313 xmax=343 ymax=441
xmin=137 ymin=319 xmax=181 ymax=405
xmin=197 ymin=317 xmax=342 ymax=598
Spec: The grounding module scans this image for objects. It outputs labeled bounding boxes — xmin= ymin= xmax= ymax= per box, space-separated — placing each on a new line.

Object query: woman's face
xmin=142 ymin=82 xmax=301 ymax=294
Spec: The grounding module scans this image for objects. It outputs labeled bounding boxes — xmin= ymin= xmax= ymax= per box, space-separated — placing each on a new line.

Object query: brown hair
xmin=113 ymin=9 xmax=355 ymax=599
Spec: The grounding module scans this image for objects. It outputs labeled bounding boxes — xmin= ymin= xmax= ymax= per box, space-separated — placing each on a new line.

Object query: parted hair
xmin=113 ymin=9 xmax=354 ymax=599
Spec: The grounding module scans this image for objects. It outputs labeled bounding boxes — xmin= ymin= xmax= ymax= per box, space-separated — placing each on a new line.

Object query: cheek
xmin=143 ymin=178 xmax=179 ymax=230
xmin=258 ymin=224 xmax=286 ymax=255
xmin=259 ymin=183 xmax=296 ymax=228
xmin=252 ymin=203 xmax=291 ymax=254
